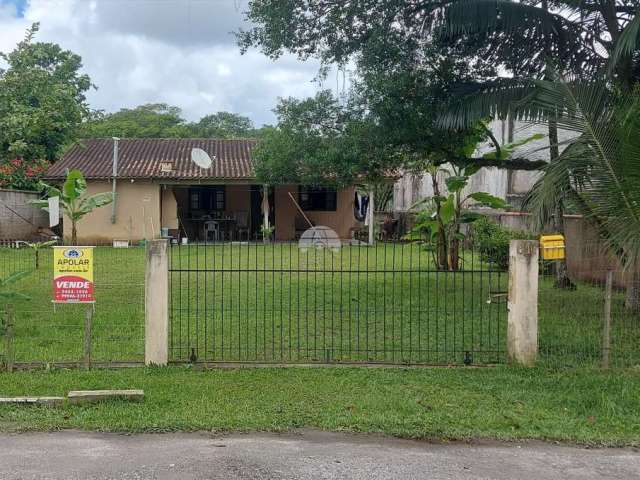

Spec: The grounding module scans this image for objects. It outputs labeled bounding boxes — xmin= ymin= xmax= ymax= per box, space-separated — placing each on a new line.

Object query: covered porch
xmin=161 ymin=183 xmax=364 ymax=243
xmin=162 ymin=183 xmax=270 ymax=242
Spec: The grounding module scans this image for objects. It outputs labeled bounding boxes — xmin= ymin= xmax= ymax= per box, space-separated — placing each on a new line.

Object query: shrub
xmin=472 ymin=216 xmax=532 ymax=269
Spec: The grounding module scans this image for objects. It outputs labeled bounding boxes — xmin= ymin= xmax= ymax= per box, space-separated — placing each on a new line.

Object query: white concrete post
xmin=145 ymin=239 xmax=169 ymax=366
xmin=507 ymin=240 xmax=539 ymax=366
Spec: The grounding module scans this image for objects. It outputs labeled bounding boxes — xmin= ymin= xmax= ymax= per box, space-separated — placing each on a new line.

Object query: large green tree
xmin=238 ymin=0 xmax=640 ymax=161
xmin=81 ymin=105 xmax=266 ymax=139
xmin=0 ymin=23 xmax=91 ymax=172
xmin=192 ymin=111 xmax=256 ymax=138
xmin=239 ymin=0 xmax=640 ymax=288
xmin=80 ymin=103 xmax=192 ymax=138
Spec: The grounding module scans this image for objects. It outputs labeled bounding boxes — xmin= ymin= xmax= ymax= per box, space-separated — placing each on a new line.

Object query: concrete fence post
xmin=145 ymin=239 xmax=169 ymax=366
xmin=507 ymin=240 xmax=539 ymax=366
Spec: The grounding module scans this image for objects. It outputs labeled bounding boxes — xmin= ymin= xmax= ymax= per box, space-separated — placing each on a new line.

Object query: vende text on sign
xmin=53 ymin=246 xmax=95 ymax=303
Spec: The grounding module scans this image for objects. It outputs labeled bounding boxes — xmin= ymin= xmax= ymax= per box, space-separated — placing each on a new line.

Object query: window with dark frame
xmin=298 ymin=186 xmax=337 ymax=211
xmin=189 ymin=186 xmax=226 ymax=212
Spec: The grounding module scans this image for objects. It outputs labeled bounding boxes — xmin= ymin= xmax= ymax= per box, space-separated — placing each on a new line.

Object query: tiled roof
xmin=45 ymin=138 xmax=258 ymax=180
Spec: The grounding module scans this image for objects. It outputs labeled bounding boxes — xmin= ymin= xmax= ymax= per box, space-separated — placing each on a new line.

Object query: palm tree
xmin=434 ymin=2 xmax=640 ymax=289
xmin=524 ymin=78 xmax=640 ymax=262
xmin=32 ymin=169 xmax=113 ymax=245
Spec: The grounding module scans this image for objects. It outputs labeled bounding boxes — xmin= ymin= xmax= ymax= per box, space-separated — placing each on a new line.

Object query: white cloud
xmin=0 ymin=0 xmax=329 ymax=126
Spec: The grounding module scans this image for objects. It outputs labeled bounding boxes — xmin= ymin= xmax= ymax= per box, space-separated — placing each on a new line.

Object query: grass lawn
xmin=0 ymin=243 xmax=637 ymax=367
xmin=0 ymin=366 xmax=638 ymax=446
xmin=169 ymin=243 xmax=508 ymax=365
xmin=0 ymin=246 xmax=145 ymax=363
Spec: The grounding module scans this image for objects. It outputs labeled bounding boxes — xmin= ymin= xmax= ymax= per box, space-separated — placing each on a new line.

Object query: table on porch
xmin=187 ymin=217 xmax=237 ymax=241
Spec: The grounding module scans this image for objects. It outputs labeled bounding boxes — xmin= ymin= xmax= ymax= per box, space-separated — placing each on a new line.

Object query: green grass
xmin=169 ymin=243 xmax=508 ymax=364
xmin=0 ymin=246 xmax=145 ymax=363
xmin=0 ymin=366 xmax=638 ymax=446
xmin=0 ymin=243 xmax=637 ymax=367
xmin=539 ymin=274 xmax=640 ymax=368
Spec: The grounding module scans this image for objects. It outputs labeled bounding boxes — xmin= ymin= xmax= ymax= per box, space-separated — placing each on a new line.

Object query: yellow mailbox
xmin=540 ymin=234 xmax=565 ymax=260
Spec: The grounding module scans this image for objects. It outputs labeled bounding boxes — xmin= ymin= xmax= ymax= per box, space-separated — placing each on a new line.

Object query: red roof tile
xmin=45 ymin=138 xmax=258 ymax=180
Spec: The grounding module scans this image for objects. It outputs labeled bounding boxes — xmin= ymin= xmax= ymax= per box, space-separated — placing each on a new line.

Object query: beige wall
xmin=161 ymin=186 xmax=178 ymax=230
xmin=226 ymin=184 xmax=251 ymax=212
xmin=65 ymin=180 xmax=160 ymax=244
xmin=69 ymin=181 xmax=361 ymax=243
xmin=274 ymin=185 xmax=361 ymax=241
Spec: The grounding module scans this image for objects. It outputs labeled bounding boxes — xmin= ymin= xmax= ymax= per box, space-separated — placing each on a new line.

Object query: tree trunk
xmin=549 ymin=120 xmax=575 ymax=290
xmin=540 ymin=0 xmax=574 ymax=290
xmin=71 ymin=222 xmax=77 ymax=246
xmin=431 ymin=173 xmax=448 ymax=270
xmin=449 ymin=237 xmax=460 ymax=271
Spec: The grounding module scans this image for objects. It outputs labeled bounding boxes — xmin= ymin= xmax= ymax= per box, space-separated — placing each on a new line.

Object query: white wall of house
xmin=392 ymin=120 xmax=574 ymax=212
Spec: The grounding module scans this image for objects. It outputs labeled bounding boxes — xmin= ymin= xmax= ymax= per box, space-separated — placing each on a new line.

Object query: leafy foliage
xmin=80 ymin=104 xmax=190 ymax=138
xmin=80 ymin=104 xmax=269 ymax=139
xmin=253 ymin=91 xmax=393 ymax=186
xmin=32 ymin=169 xmax=114 ymax=245
xmin=405 ymin=163 xmax=509 ymax=270
xmin=192 ymin=112 xmax=257 ymax=138
xmin=0 ymin=270 xmax=31 ymax=302
xmin=0 ymin=23 xmax=91 ymax=188
xmin=472 ymin=216 xmax=531 ymax=269
xmin=524 ymin=78 xmax=640 ymax=268
xmin=0 ymin=157 xmax=49 ymax=190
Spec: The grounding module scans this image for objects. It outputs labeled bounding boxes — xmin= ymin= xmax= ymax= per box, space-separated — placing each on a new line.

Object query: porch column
xmin=368 ymin=189 xmax=375 ymax=245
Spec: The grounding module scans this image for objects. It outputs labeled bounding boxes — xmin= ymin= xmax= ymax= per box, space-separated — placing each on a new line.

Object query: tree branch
xmin=450 ymin=157 xmax=547 ymax=170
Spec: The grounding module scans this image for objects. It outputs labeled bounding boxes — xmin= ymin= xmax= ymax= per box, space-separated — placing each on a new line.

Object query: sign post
xmin=53 ymin=247 xmax=95 ymax=304
xmin=53 ymin=246 xmax=95 ymax=367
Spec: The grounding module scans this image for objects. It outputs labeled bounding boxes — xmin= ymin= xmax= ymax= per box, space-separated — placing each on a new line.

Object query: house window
xmin=189 ymin=186 xmax=226 ymax=212
xmin=299 ymin=186 xmax=337 ymax=211
xmin=190 ymin=191 xmax=200 ymax=210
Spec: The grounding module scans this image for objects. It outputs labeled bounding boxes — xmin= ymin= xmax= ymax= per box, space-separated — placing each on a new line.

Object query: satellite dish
xmin=190 ymin=148 xmax=213 ymax=169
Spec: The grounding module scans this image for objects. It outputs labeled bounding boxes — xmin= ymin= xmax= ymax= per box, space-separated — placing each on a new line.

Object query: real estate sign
xmin=53 ymin=247 xmax=95 ymax=303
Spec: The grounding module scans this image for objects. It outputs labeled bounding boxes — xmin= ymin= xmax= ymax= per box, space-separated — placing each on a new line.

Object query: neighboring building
xmin=45 ymin=138 xmax=365 ymax=243
xmin=0 ymin=188 xmax=49 ymax=240
xmin=393 ymin=120 xmax=572 ymax=212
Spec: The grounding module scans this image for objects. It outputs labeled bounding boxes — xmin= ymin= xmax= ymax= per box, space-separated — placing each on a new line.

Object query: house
xmin=44 ymin=138 xmax=366 ymax=244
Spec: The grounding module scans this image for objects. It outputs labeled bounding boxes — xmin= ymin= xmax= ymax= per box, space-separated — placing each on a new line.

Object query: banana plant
xmin=406 ymin=163 xmax=508 ymax=271
xmin=26 ymin=240 xmax=57 ymax=269
xmin=31 ymin=169 xmax=113 ymax=245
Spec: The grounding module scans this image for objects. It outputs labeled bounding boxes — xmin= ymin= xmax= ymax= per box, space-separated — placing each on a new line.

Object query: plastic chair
xmin=204 ymin=221 xmax=220 ymax=242
xmin=235 ymin=211 xmax=250 ymax=241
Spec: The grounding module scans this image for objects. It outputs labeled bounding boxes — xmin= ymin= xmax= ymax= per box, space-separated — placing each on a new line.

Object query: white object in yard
xmin=48 ymin=196 xmax=60 ymax=227
xmin=113 ymin=239 xmax=129 ymax=248
xmin=299 ymin=226 xmax=341 ymax=252
xmin=190 ymin=148 xmax=213 ymax=169
xmin=181 ymin=237 xmax=188 ymax=245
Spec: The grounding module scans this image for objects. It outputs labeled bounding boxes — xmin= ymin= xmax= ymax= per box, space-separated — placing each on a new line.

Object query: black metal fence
xmin=0 ymin=242 xmax=145 ymax=367
xmin=169 ymin=238 xmax=508 ymax=365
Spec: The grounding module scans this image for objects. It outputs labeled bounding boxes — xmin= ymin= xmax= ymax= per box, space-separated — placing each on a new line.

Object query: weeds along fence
xmin=168 ymin=238 xmax=509 ymax=366
xmin=0 ymin=242 xmax=145 ymax=367
xmin=538 ymin=241 xmax=640 ymax=368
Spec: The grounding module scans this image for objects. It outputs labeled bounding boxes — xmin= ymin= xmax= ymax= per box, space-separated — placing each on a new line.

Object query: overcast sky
xmin=0 ymin=0 xmax=330 ymax=126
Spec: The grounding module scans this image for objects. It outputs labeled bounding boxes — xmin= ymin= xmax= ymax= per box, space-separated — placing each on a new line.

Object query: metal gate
xmin=169 ymin=242 xmax=507 ymax=365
